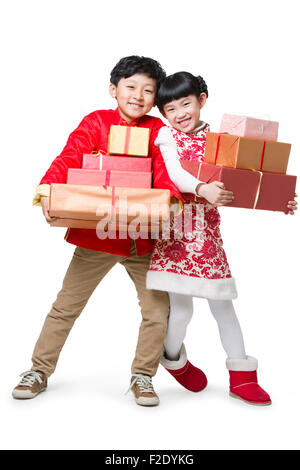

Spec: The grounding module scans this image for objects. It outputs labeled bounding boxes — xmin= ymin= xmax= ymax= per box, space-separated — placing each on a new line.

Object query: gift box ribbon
xmin=92 ymin=148 xmax=106 ymax=157
xmin=90 ymin=148 xmax=106 ymax=169
xmin=104 ymin=184 xmax=115 ymax=223
xmin=119 ymin=126 xmax=132 ymax=154
xmin=103 ymin=170 xmax=116 ymax=221
xmin=91 ymin=170 xmax=114 ymax=222
xmin=119 ymin=119 xmax=140 ymax=154
xmin=214 ymin=133 xmax=227 ymax=165
xmin=251 ymin=170 xmax=263 ymax=209
xmin=214 ymin=133 xmax=267 ymax=171
xmin=104 ymin=170 xmax=111 ymax=186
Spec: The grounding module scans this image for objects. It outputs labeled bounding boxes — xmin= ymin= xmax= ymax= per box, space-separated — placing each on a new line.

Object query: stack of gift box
xmin=49 ymin=125 xmax=171 ymax=233
xmin=181 ymin=114 xmax=297 ymax=212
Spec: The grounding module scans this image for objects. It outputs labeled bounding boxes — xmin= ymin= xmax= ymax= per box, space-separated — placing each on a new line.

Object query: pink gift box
xmin=219 ymin=114 xmax=279 ymax=141
xmin=67 ymin=168 xmax=152 ymax=188
xmin=82 ymin=154 xmax=152 ymax=172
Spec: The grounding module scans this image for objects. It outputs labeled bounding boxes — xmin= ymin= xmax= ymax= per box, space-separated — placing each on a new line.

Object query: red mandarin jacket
xmin=38 ymin=108 xmax=183 ymax=256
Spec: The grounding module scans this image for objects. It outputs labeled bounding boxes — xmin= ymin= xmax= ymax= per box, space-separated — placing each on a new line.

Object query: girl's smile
xmin=177 ymin=117 xmax=192 ymax=128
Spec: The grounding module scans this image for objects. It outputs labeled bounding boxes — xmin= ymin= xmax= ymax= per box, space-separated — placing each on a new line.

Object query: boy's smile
xmin=109 ymin=74 xmax=157 ymax=123
xmin=163 ymin=94 xmax=206 ymax=133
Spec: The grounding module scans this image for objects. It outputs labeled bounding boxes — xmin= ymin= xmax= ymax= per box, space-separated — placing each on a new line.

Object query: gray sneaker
xmin=129 ymin=374 xmax=160 ymax=406
xmin=12 ymin=371 xmax=47 ymax=399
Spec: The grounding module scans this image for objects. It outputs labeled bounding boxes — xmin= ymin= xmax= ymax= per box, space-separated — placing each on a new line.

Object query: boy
xmin=12 ymin=56 xmax=183 ymax=407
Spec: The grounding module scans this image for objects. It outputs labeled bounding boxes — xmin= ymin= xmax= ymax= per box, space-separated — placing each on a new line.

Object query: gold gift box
xmin=108 ymin=125 xmax=150 ymax=157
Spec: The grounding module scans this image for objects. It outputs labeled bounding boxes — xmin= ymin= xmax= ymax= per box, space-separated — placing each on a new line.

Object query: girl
xmin=146 ymin=71 xmax=297 ymax=405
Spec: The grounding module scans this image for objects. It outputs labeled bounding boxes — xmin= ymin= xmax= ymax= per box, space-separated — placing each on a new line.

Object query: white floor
xmin=2 ymin=271 xmax=300 ymax=450
xmin=3 ymin=356 xmax=299 ymax=450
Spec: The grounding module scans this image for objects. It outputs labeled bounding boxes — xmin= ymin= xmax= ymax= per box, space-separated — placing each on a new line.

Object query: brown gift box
xmin=50 ymin=219 xmax=161 ymax=238
xmin=204 ymin=132 xmax=291 ymax=174
xmin=108 ymin=125 xmax=150 ymax=157
xmin=49 ymin=183 xmax=170 ymax=229
xmin=181 ymin=161 xmax=297 ymax=212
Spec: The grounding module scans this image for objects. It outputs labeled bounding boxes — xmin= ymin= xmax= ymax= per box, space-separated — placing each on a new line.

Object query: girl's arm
xmin=155 ymin=126 xmax=204 ymax=194
xmin=155 ymin=127 xmax=234 ymax=206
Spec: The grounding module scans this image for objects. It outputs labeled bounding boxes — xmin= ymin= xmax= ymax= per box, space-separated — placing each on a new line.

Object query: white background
xmin=1 ymin=0 xmax=299 ymax=451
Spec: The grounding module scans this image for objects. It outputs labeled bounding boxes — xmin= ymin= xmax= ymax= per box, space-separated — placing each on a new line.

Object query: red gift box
xmin=82 ymin=154 xmax=152 ymax=172
xmin=180 ymin=161 xmax=296 ymax=212
xmin=67 ymin=168 xmax=152 ymax=189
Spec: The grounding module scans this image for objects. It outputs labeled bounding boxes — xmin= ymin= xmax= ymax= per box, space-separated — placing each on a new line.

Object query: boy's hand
xmin=196 ymin=181 xmax=234 ymax=206
xmin=41 ymin=196 xmax=58 ymax=223
xmin=285 ymin=194 xmax=298 ymax=215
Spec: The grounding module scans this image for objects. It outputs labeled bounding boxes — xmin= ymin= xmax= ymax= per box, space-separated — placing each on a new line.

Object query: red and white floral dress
xmin=146 ymin=124 xmax=237 ymax=300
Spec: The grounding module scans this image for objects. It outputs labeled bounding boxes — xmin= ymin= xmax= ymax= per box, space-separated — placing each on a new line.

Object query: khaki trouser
xmin=31 ymin=242 xmax=169 ymax=377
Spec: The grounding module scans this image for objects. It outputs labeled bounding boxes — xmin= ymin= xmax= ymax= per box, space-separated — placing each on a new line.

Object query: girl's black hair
xmin=157 ymin=72 xmax=208 ymax=112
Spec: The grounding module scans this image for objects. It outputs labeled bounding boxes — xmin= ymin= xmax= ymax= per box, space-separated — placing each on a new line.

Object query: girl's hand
xmin=40 ymin=196 xmax=58 ymax=223
xmin=196 ymin=181 xmax=234 ymax=206
xmin=285 ymin=194 xmax=298 ymax=215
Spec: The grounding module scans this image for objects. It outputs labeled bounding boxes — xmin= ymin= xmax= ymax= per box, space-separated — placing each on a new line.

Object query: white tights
xmin=164 ymin=293 xmax=247 ymax=361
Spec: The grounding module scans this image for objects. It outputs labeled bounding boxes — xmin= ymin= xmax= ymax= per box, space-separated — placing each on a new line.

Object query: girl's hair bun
xmin=196 ymin=75 xmax=208 ymax=97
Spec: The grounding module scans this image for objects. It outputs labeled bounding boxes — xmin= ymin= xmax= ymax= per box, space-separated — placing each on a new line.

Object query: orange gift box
xmin=48 ymin=184 xmax=170 ymax=229
xmin=108 ymin=125 xmax=150 ymax=157
xmin=204 ymin=132 xmax=291 ymax=174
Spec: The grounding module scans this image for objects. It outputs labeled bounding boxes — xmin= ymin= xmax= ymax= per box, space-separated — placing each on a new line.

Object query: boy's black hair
xmin=157 ymin=72 xmax=208 ymax=112
xmin=110 ymin=55 xmax=166 ymax=90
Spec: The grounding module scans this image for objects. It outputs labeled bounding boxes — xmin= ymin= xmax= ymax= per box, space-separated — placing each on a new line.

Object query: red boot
xmin=226 ymin=356 xmax=271 ymax=406
xmin=160 ymin=345 xmax=207 ymax=392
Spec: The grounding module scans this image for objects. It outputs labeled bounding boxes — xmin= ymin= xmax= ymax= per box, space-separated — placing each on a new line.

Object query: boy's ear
xmin=109 ymin=83 xmax=117 ymax=99
xmin=198 ymin=92 xmax=207 ymax=109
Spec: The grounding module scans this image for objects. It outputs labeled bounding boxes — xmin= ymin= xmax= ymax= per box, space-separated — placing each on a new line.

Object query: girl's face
xmin=162 ymin=93 xmax=207 ymax=133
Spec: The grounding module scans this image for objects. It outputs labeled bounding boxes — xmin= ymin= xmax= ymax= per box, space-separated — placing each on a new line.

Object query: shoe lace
xmin=18 ymin=371 xmax=43 ymax=387
xmin=126 ymin=374 xmax=154 ymax=394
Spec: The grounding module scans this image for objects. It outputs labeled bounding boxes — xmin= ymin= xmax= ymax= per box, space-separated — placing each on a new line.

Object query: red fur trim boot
xmin=226 ymin=356 xmax=271 ymax=406
xmin=160 ymin=344 xmax=207 ymax=392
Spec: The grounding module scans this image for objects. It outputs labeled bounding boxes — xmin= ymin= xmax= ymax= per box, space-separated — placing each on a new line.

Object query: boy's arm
xmin=33 ymin=112 xmax=101 ymax=205
xmin=32 ymin=184 xmax=51 ymax=206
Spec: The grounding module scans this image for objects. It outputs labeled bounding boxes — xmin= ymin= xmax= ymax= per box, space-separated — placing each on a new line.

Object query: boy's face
xmin=109 ymin=74 xmax=156 ymax=122
xmin=162 ymin=93 xmax=207 ymax=133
